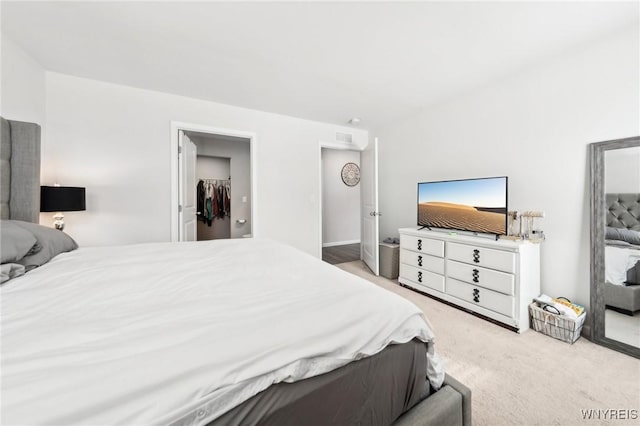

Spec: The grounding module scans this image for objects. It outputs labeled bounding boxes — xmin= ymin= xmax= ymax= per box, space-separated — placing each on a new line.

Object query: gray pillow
xmin=11 ymin=221 xmax=78 ymax=271
xmin=1 ymin=220 xmax=39 ymax=263
xmin=606 ymin=227 xmax=640 ymax=246
xmin=1 ymin=263 xmax=26 ymax=283
xmin=605 ymin=239 xmax=632 ymax=248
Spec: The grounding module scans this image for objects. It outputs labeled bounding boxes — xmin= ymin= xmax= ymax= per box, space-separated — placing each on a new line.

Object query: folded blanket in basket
xmin=553 ymin=298 xmax=584 ymax=317
xmin=534 ymin=294 xmax=583 ymax=319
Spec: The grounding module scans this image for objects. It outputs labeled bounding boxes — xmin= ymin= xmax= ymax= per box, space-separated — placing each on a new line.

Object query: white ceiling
xmin=2 ymin=1 xmax=638 ymax=128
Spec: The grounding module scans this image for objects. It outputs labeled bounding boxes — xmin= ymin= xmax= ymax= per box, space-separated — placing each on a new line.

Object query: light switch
xmin=242 ymin=196 xmax=247 ymax=203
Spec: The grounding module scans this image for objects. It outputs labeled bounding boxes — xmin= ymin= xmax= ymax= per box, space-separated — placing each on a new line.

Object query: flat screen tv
xmin=417 ymin=176 xmax=508 ymax=235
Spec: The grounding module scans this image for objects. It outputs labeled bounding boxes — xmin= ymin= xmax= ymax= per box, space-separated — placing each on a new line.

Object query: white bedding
xmin=605 ymin=245 xmax=640 ymax=285
xmin=1 ymin=238 xmax=443 ymax=425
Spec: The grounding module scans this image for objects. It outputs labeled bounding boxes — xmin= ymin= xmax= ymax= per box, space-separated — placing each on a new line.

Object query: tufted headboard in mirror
xmin=606 ymin=193 xmax=640 ymax=287
xmin=606 ymin=193 xmax=640 ymax=231
xmin=0 ymin=117 xmax=41 ymax=223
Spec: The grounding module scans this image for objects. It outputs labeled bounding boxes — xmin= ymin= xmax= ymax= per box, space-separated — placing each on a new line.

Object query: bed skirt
xmin=208 ymin=339 xmax=471 ymax=426
xmin=208 ymin=339 xmax=429 ymax=425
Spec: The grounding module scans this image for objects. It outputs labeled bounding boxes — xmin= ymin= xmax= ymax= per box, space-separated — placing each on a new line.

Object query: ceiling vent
xmin=335 ymin=131 xmax=353 ymax=144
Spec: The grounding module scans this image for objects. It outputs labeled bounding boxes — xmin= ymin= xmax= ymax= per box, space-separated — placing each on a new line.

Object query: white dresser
xmin=398 ymin=228 xmax=540 ymax=332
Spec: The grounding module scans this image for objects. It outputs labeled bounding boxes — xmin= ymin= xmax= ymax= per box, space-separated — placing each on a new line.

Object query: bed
xmin=0 ymin=117 xmax=471 ymax=425
xmin=604 ymin=193 xmax=640 ymax=314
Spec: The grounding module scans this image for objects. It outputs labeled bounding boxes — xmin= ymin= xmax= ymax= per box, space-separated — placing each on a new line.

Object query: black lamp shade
xmin=40 ymin=186 xmax=86 ymax=212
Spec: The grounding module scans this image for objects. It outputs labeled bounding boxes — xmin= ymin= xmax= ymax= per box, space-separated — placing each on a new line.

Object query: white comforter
xmin=1 ymin=238 xmax=443 ymax=425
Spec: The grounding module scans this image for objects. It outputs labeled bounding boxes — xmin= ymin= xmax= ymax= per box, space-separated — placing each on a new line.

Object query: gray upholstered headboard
xmin=0 ymin=117 xmax=41 ymax=223
xmin=606 ymin=193 xmax=640 ymax=231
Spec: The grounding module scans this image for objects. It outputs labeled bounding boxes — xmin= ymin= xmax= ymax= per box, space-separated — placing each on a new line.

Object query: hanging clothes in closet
xmin=197 ymin=179 xmax=231 ymax=227
xmin=197 ymin=180 xmax=205 ymax=223
xmin=216 ymin=184 xmax=224 ymax=219
xmin=224 ymin=183 xmax=231 ymax=217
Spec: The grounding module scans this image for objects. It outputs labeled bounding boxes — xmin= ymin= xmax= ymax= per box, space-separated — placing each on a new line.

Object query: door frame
xmin=317 ymin=141 xmax=366 ymax=260
xmin=170 ymin=121 xmax=257 ymax=242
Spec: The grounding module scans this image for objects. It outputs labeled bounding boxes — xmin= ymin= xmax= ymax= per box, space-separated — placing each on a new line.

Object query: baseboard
xmin=322 ymin=240 xmax=361 ymax=248
xmin=581 ymin=323 xmax=592 ymax=341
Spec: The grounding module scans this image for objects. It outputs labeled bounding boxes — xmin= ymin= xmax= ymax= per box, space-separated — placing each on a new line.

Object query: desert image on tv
xmin=418 ymin=178 xmax=507 ymax=235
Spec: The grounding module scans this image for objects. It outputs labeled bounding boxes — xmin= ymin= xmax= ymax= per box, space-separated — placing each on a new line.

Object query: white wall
xmin=321 ymin=148 xmax=361 ymax=246
xmin=605 ymin=147 xmax=640 ymax=193
xmin=373 ymin=26 xmax=639 ymax=309
xmin=43 ymin=72 xmax=368 ymax=256
xmin=0 ymin=36 xmax=46 ymax=126
xmin=196 ymin=155 xmax=230 ymax=181
xmin=1 ymin=36 xmax=49 ymax=224
xmin=191 ymin=133 xmax=250 ymax=239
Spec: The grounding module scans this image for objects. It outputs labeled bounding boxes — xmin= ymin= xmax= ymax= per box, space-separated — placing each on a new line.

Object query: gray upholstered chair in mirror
xmin=589 ymin=137 xmax=640 ymax=359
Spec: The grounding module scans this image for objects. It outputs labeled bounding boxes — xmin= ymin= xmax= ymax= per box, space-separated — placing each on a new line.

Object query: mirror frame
xmin=589 ymin=136 xmax=640 ymax=359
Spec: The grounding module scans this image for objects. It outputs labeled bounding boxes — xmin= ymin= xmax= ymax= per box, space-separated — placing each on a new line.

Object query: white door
xmin=179 ymin=131 xmax=197 ymax=241
xmin=361 ymin=137 xmax=379 ymax=275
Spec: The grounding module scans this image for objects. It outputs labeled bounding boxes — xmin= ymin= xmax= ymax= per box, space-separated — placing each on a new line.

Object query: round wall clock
xmin=341 ymin=162 xmax=360 ymax=186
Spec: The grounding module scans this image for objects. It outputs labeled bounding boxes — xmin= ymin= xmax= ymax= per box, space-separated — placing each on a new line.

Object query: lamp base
xmin=53 ymin=212 xmax=65 ymax=231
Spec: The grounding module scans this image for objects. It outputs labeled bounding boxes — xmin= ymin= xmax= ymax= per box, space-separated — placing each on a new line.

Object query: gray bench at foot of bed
xmin=605 ymin=282 xmax=640 ymax=314
xmin=394 ymin=374 xmax=472 ymax=426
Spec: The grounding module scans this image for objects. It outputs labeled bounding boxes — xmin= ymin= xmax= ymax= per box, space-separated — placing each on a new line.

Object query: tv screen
xmin=417 ymin=176 xmax=508 ymax=235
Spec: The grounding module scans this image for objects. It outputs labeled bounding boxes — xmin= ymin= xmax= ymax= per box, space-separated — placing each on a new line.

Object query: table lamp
xmin=40 ymin=185 xmax=86 ymax=231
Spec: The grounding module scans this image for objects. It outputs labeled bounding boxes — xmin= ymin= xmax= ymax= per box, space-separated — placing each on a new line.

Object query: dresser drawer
xmin=446 ymin=278 xmax=515 ymax=318
xmin=446 ymin=260 xmax=514 ymax=295
xmin=400 ymin=264 xmax=445 ymax=292
xmin=401 ymin=235 xmax=444 ymax=257
xmin=400 ymin=250 xmax=445 ymax=274
xmin=447 ymin=242 xmax=516 ymax=273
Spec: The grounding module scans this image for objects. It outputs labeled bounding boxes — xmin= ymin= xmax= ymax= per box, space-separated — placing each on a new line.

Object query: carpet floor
xmin=336 ymin=261 xmax=640 ymax=426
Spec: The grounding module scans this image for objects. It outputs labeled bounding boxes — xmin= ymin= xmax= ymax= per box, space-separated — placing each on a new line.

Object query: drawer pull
xmin=472 ymin=249 xmax=480 ymax=263
xmin=418 ymin=271 xmax=423 ymax=283
xmin=472 ymin=268 xmax=480 ymax=283
xmin=417 ymin=239 xmax=422 ymax=251
xmin=417 ymin=255 xmax=423 ymax=267
xmin=472 ymin=288 xmax=480 ymax=303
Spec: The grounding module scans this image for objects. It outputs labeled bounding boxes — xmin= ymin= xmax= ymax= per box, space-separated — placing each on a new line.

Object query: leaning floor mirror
xmin=589 ymin=136 xmax=640 ymax=359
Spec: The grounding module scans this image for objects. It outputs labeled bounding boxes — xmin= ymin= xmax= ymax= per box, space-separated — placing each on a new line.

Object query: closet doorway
xmin=320 ymin=147 xmax=362 ymax=264
xmin=196 ymin=156 xmax=231 ymax=240
xmin=171 ymin=123 xmax=255 ymax=242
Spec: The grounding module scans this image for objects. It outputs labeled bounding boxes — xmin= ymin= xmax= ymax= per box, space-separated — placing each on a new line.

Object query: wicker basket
xmin=529 ymin=302 xmax=586 ymax=344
